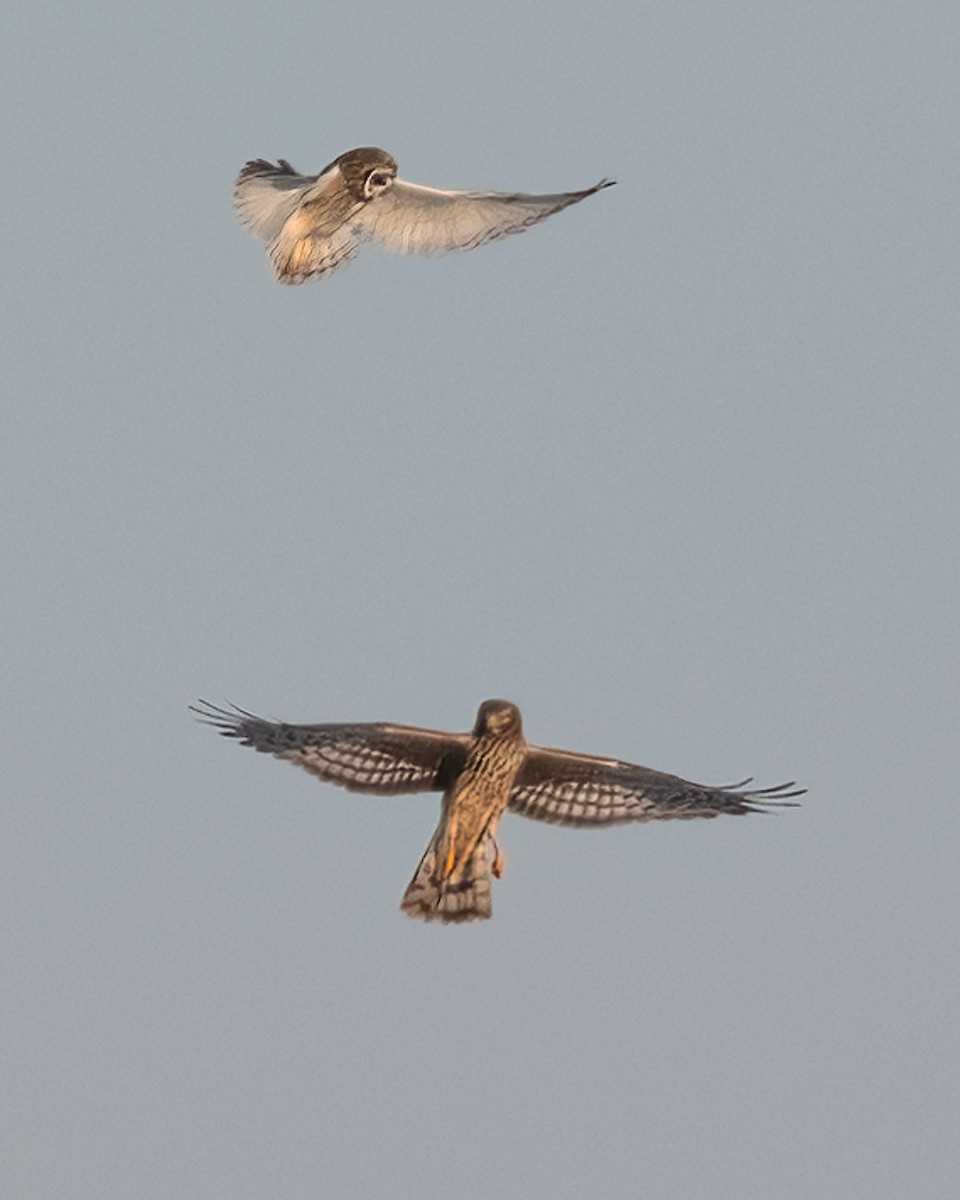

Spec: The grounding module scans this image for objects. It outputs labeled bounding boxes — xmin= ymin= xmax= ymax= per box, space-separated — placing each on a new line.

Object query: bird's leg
xmin=442 ymin=812 xmax=459 ymax=878
xmin=491 ymin=833 xmax=506 ymax=879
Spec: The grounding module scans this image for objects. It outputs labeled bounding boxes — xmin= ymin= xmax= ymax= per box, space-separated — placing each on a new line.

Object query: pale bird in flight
xmin=192 ymin=698 xmax=803 ymax=924
xmin=233 ymin=147 xmax=615 ymax=283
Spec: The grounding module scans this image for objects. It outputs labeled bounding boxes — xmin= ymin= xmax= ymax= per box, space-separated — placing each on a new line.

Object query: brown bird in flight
xmin=192 ymin=698 xmax=802 ymax=923
xmin=233 ymin=147 xmax=615 ymax=283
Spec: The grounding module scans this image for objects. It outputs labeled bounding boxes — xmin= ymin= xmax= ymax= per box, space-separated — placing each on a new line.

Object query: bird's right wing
xmin=233 ymin=159 xmax=319 ymax=242
xmin=192 ymin=701 xmax=471 ymax=795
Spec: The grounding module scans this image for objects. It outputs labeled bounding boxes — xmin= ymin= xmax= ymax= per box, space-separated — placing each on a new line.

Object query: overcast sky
xmin=3 ymin=2 xmax=958 ymax=1198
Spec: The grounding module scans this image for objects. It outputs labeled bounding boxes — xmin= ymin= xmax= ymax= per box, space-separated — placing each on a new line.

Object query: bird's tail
xmin=400 ymin=828 xmax=497 ymax=924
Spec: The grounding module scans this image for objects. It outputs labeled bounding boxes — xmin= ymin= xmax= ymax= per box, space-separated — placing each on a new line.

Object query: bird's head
xmin=474 ymin=699 xmax=522 ymax=738
xmin=336 ymin=147 xmax=398 ymax=201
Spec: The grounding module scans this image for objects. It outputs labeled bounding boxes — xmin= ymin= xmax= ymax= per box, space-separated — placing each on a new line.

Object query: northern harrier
xmin=233 ymin=147 xmax=615 ymax=283
xmin=192 ymin=698 xmax=803 ymax=924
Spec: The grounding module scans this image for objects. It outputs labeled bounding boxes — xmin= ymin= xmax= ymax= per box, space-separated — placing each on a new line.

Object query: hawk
xmin=233 ymin=147 xmax=615 ymax=283
xmin=192 ymin=698 xmax=803 ymax=924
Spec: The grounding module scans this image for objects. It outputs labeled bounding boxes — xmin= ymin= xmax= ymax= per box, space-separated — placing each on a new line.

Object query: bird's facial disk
xmin=362 ymin=166 xmax=396 ymax=199
xmin=335 ymin=148 xmax=398 ymax=201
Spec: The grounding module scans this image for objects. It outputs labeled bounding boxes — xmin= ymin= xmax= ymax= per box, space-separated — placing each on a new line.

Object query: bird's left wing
xmin=351 ymin=177 xmax=615 ymax=256
xmin=192 ymin=701 xmax=471 ymax=795
xmin=509 ymin=744 xmax=804 ymax=827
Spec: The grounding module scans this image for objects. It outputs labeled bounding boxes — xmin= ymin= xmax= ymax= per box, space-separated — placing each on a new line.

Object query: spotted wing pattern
xmin=509 ymin=744 xmax=804 ymax=827
xmin=354 ymin=177 xmax=615 ymax=256
xmin=192 ymin=702 xmax=470 ymax=795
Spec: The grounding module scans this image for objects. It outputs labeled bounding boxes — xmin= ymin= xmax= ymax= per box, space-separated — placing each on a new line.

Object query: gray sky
xmin=3 ymin=2 xmax=958 ymax=1197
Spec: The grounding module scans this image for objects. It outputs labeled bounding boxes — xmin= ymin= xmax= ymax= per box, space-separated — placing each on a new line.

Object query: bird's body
xmin=233 ymin=147 xmax=615 ymax=283
xmin=400 ymin=700 xmax=526 ymax=921
xmin=193 ymin=698 xmax=803 ymax=923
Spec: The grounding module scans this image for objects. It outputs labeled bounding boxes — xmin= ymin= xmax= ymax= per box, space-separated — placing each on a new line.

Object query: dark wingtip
xmin=746 ymin=781 xmax=806 ymax=800
xmin=708 ymin=776 xmax=805 ymax=812
xmin=236 ymin=158 xmax=299 ymax=184
xmin=741 ymin=781 xmax=806 ymax=812
xmin=189 ymin=699 xmax=252 ymax=738
xmin=236 ymin=158 xmax=273 ymax=181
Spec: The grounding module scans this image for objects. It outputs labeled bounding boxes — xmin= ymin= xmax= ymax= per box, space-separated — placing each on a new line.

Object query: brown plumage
xmin=232 ymin=147 xmax=615 ymax=283
xmin=192 ymin=698 xmax=803 ymax=923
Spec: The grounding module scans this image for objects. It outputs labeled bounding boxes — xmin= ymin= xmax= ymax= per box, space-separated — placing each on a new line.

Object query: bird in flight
xmin=192 ymin=698 xmax=803 ymax=924
xmin=233 ymin=147 xmax=615 ymax=283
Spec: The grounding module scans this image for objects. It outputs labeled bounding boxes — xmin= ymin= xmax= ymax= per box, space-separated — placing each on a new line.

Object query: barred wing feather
xmin=509 ymin=744 xmax=804 ymax=827
xmin=192 ymin=702 xmax=470 ymax=795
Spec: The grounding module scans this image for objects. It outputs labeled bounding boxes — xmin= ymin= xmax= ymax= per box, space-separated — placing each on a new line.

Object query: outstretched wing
xmin=509 ymin=743 xmax=804 ymax=827
xmin=192 ymin=701 xmax=471 ymax=795
xmin=352 ymin=177 xmax=615 ymax=256
xmin=233 ymin=159 xmax=363 ymax=282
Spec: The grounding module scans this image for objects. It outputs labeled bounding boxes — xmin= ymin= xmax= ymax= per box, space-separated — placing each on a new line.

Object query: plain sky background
xmin=3 ymin=2 xmax=958 ymax=1198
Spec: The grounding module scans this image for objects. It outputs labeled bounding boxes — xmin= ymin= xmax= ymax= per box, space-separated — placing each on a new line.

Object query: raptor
xmin=192 ymin=698 xmax=803 ymax=923
xmin=233 ymin=147 xmax=614 ymax=283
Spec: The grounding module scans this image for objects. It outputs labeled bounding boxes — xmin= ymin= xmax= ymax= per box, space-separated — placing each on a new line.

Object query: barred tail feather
xmin=400 ymin=832 xmax=495 ymax=924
